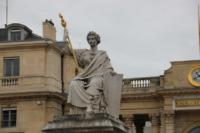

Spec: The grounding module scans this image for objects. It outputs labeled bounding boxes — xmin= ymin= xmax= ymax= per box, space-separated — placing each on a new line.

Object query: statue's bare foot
xmin=86 ymin=105 xmax=93 ymax=113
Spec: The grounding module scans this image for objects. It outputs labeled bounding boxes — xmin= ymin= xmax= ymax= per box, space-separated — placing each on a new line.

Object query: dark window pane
xmin=10 ymin=120 xmax=16 ymax=127
xmin=4 ymin=57 xmax=19 ymax=77
xmin=2 ymin=110 xmax=9 ymax=120
xmin=1 ymin=109 xmax=16 ymax=128
xmin=11 ymin=31 xmax=21 ymax=41
xmin=2 ymin=121 xmax=9 ymax=128
xmin=4 ymin=59 xmax=12 ymax=76
xmin=2 ymin=110 xmax=9 ymax=128
xmin=13 ymin=59 xmax=19 ymax=76
xmin=11 ymin=110 xmax=16 ymax=120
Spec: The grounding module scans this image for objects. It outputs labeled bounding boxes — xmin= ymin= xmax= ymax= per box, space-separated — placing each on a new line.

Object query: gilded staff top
xmin=58 ymin=13 xmax=80 ymax=74
xmin=59 ymin=13 xmax=67 ymax=28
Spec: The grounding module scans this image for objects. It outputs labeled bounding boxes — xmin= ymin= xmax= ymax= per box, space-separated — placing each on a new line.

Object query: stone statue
xmin=43 ymin=18 xmax=127 ymax=133
xmin=67 ymin=31 xmax=116 ymax=114
xmin=68 ymin=32 xmax=113 ymax=113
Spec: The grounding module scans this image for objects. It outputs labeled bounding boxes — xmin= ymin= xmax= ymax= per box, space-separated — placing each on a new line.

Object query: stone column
xmin=150 ymin=113 xmax=160 ymax=133
xmin=122 ymin=114 xmax=134 ymax=133
xmin=164 ymin=111 xmax=175 ymax=133
xmin=160 ymin=113 xmax=165 ymax=133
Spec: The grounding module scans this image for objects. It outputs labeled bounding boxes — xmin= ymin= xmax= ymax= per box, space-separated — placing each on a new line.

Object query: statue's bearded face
xmin=87 ymin=35 xmax=97 ymax=47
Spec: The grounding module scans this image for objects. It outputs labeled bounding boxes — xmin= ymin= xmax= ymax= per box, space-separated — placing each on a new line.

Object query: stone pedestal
xmin=43 ymin=113 xmax=127 ymax=133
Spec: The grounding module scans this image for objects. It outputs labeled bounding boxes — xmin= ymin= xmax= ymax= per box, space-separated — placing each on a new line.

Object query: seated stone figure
xmin=67 ymin=31 xmax=122 ymax=116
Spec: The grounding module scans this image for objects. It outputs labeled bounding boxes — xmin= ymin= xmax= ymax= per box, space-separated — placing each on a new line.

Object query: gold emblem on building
xmin=176 ymin=98 xmax=200 ymax=107
xmin=188 ymin=65 xmax=200 ymax=87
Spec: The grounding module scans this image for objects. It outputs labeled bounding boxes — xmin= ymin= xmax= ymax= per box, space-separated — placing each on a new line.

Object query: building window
xmin=10 ymin=30 xmax=21 ymax=41
xmin=3 ymin=57 xmax=19 ymax=77
xmin=1 ymin=108 xmax=17 ymax=128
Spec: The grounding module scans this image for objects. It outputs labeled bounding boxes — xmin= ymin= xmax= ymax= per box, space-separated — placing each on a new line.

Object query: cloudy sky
xmin=0 ymin=0 xmax=199 ymax=78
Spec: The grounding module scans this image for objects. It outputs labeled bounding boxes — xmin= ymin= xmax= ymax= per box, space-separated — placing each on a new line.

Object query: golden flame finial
xmin=59 ymin=13 xmax=67 ymax=28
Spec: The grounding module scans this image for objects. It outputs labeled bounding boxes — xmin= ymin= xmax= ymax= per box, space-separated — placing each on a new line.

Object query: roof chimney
xmin=43 ymin=19 xmax=56 ymax=41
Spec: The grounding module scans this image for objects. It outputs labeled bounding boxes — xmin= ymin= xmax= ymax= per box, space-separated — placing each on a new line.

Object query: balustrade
xmin=0 ymin=75 xmax=161 ymax=89
xmin=123 ymin=76 xmax=160 ymax=89
xmin=1 ymin=77 xmax=18 ymax=86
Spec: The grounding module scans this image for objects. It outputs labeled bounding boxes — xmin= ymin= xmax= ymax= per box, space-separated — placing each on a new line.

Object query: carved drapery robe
xmin=67 ymin=50 xmax=113 ymax=113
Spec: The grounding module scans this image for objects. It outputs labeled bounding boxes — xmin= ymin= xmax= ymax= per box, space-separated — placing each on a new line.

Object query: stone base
xmin=43 ymin=113 xmax=127 ymax=133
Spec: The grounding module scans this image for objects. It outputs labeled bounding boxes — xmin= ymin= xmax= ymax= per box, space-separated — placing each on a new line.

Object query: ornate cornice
xmin=0 ymin=91 xmax=67 ymax=103
xmin=121 ymin=87 xmax=200 ymax=102
xmin=0 ymin=40 xmax=64 ymax=54
xmin=121 ymin=92 xmax=160 ymax=102
xmin=157 ymin=88 xmax=200 ymax=95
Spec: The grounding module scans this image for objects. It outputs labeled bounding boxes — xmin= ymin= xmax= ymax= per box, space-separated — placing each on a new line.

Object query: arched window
xmin=189 ymin=127 xmax=200 ymax=133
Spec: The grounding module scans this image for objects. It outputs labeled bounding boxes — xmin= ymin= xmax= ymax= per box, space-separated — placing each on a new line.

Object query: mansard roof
xmin=6 ymin=23 xmax=32 ymax=33
xmin=0 ymin=23 xmax=42 ymax=42
xmin=0 ymin=28 xmax=7 ymax=41
xmin=0 ymin=23 xmax=70 ymax=53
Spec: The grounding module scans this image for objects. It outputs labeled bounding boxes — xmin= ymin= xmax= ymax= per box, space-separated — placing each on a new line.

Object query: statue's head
xmin=87 ymin=31 xmax=100 ymax=47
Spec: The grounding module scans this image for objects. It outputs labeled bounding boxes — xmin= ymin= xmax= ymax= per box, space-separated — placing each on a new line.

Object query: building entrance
xmin=189 ymin=127 xmax=200 ymax=133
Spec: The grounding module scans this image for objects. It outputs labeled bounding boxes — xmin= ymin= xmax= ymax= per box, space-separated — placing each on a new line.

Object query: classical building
xmin=122 ymin=60 xmax=200 ymax=133
xmin=0 ymin=20 xmax=73 ymax=133
xmin=0 ymin=20 xmax=200 ymax=133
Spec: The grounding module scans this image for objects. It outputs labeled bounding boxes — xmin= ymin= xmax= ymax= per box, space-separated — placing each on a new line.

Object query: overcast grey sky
xmin=0 ymin=0 xmax=199 ymax=78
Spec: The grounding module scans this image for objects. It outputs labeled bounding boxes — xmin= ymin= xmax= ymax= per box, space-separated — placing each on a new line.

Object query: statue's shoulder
xmin=76 ymin=49 xmax=88 ymax=53
xmin=98 ymin=50 xmax=109 ymax=56
xmin=98 ymin=50 xmax=106 ymax=54
xmin=76 ymin=49 xmax=89 ymax=56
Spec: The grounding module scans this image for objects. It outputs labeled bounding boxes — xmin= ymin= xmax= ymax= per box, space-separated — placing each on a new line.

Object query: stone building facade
xmin=0 ymin=20 xmax=75 ymax=133
xmin=122 ymin=61 xmax=200 ymax=133
xmin=0 ymin=21 xmax=199 ymax=133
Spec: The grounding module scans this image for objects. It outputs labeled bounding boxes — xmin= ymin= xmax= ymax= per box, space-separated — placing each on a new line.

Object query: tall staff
xmin=59 ymin=14 xmax=80 ymax=74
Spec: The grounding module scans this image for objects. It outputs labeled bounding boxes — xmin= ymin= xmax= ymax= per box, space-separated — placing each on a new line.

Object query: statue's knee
xmin=89 ymin=76 xmax=103 ymax=87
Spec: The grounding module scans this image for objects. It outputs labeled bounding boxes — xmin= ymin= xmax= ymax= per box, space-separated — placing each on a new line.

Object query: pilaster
xmin=160 ymin=112 xmax=165 ymax=133
xmin=164 ymin=111 xmax=175 ymax=133
xmin=150 ymin=113 xmax=160 ymax=133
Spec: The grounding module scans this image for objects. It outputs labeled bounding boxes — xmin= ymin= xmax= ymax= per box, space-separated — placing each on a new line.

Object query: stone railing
xmin=0 ymin=75 xmax=62 ymax=90
xmin=123 ymin=76 xmax=160 ymax=90
xmin=1 ymin=76 xmax=19 ymax=86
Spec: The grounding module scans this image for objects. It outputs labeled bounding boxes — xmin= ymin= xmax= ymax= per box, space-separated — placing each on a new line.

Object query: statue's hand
xmin=110 ymin=71 xmax=117 ymax=76
xmin=105 ymin=70 xmax=116 ymax=76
